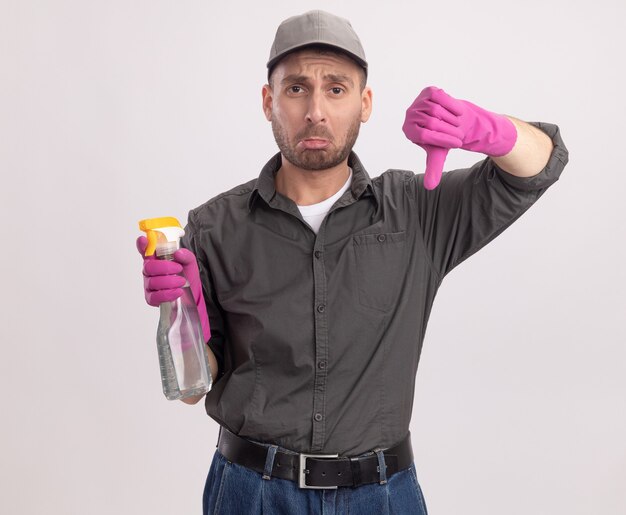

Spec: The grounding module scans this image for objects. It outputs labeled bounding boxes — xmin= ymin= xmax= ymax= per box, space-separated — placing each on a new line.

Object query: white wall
xmin=1 ymin=0 xmax=624 ymax=513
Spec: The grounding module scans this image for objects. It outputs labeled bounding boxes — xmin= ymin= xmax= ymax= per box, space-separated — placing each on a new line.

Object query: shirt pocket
xmin=352 ymin=230 xmax=407 ymax=313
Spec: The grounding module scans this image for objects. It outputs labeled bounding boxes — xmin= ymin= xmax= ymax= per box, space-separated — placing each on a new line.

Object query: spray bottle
xmin=139 ymin=216 xmax=212 ymax=400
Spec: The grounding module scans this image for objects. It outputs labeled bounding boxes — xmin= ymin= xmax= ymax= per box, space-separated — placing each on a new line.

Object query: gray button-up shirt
xmin=181 ymin=121 xmax=569 ymax=456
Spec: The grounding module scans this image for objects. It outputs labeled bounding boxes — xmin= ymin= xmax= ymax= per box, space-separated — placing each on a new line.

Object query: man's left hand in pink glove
xmin=402 ymin=86 xmax=518 ymax=190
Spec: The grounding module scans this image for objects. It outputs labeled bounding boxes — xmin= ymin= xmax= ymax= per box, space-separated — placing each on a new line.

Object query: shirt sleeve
xmin=407 ymin=121 xmax=569 ymax=280
xmin=180 ymin=208 xmax=227 ymax=378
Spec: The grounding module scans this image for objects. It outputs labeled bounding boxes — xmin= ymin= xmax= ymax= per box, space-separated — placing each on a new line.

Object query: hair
xmin=268 ymin=44 xmax=367 ymax=92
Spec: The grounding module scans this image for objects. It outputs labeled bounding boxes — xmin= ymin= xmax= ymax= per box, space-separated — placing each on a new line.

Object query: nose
xmin=305 ymin=90 xmax=326 ymax=124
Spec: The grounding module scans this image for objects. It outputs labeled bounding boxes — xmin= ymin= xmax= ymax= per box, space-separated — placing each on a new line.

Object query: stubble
xmin=271 ymin=115 xmax=361 ymax=171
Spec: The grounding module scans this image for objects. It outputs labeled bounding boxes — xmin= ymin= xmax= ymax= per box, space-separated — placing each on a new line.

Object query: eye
xmin=289 ymin=85 xmax=304 ymax=94
xmin=330 ymin=87 xmax=344 ymax=95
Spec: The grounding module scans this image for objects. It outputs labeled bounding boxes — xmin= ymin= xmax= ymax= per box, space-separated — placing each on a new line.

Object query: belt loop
xmin=262 ymin=445 xmax=279 ymax=480
xmin=350 ymin=457 xmax=362 ymax=487
xmin=374 ymin=448 xmax=387 ymax=485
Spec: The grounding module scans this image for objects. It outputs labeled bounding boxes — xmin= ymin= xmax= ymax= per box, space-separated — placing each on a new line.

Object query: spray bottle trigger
xmin=145 ymin=230 xmax=158 ymax=257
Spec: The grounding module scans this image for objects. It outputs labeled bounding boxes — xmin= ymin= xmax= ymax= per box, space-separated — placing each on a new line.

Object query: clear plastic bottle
xmin=140 ymin=217 xmax=212 ymax=401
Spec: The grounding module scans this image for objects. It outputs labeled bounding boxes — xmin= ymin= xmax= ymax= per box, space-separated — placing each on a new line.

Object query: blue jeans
xmin=203 ymin=447 xmax=429 ymax=514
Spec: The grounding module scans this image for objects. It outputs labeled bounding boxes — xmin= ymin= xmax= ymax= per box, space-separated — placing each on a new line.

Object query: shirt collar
xmin=247 ymin=151 xmax=378 ymax=212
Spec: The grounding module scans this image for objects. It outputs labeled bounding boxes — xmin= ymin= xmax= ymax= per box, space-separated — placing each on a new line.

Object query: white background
xmin=1 ymin=1 xmax=625 ymax=514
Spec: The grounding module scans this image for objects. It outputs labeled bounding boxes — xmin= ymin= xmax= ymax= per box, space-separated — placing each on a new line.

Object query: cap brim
xmin=267 ymin=42 xmax=368 ymax=75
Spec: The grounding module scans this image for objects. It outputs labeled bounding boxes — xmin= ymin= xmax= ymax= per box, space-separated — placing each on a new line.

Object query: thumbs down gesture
xmin=402 ymin=86 xmax=518 ymax=190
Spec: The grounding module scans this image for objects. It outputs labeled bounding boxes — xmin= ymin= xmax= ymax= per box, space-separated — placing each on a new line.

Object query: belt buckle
xmin=298 ymin=453 xmax=339 ymax=489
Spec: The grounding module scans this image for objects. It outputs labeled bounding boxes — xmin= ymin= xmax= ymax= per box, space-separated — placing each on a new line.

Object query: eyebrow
xmin=280 ymin=73 xmax=355 ymax=88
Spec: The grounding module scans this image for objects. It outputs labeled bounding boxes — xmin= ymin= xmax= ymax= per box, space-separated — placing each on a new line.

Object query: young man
xmin=138 ymin=10 xmax=568 ymax=514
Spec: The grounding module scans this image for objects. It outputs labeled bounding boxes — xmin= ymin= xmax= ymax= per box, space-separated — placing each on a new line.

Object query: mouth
xmin=298 ymin=138 xmax=330 ymax=150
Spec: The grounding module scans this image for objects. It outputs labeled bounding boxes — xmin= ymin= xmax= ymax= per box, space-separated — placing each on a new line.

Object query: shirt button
xmin=317 ymin=304 xmax=325 ymax=313
xmin=314 ymin=413 xmax=323 ymax=422
xmin=377 ymin=234 xmax=386 ymax=242
xmin=314 ymin=250 xmax=322 ymax=259
xmin=318 ymin=360 xmax=327 ymax=369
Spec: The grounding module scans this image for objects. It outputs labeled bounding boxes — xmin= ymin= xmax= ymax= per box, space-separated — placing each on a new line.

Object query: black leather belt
xmin=217 ymin=426 xmax=414 ymax=489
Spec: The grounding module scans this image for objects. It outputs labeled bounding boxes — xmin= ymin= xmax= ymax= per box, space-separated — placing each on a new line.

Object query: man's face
xmin=262 ymin=49 xmax=372 ymax=171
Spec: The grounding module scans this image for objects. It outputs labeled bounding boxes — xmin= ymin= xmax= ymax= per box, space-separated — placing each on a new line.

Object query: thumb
xmin=173 ymin=248 xmax=201 ymax=281
xmin=423 ymin=145 xmax=449 ymax=190
xmin=172 ymin=248 xmax=197 ymax=266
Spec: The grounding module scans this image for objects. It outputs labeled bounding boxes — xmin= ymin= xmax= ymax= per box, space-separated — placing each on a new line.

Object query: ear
xmin=262 ymin=84 xmax=273 ymax=121
xmin=360 ymin=86 xmax=373 ymax=123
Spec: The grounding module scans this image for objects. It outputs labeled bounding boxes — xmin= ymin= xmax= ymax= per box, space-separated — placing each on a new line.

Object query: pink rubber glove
xmin=137 ymin=236 xmax=211 ymax=342
xmin=402 ymin=86 xmax=518 ymax=190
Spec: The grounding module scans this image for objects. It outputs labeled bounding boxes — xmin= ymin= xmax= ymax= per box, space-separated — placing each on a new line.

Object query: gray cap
xmin=267 ymin=10 xmax=367 ymax=78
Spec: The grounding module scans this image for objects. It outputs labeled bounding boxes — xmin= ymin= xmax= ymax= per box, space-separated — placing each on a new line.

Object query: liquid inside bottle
xmin=156 ymin=251 xmax=211 ymax=400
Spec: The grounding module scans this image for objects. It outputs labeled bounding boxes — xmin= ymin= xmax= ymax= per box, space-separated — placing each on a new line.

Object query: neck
xmin=275 ymin=156 xmax=351 ymax=206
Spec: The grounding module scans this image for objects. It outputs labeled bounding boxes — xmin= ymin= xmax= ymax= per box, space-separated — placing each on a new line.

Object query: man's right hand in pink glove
xmin=136 ymin=236 xmax=211 ymax=343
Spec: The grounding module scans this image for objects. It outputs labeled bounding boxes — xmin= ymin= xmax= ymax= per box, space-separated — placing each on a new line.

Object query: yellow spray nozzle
xmin=138 ymin=217 xmax=184 ymax=257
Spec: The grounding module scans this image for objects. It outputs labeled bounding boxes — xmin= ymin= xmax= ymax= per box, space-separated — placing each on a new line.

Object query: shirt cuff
xmin=490 ymin=121 xmax=569 ymax=191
